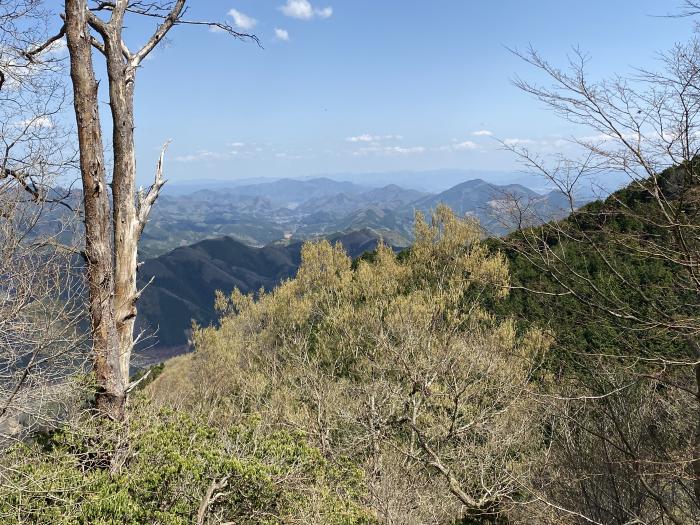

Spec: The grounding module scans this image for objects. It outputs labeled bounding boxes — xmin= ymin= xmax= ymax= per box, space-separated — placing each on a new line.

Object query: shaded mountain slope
xmin=136 ymin=229 xmax=392 ymax=351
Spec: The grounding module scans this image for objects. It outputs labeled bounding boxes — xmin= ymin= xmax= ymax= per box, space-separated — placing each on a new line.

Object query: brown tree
xmin=39 ymin=1 xmax=257 ymax=420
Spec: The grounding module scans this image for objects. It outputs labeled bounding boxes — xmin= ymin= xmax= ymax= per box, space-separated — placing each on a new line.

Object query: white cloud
xmin=471 ymin=129 xmax=493 ymax=137
xmin=437 ymin=140 xmax=479 ymax=152
xmin=229 ymin=142 xmax=246 ymax=148
xmin=15 ymin=116 xmax=53 ymax=129
xmin=346 ymin=133 xmax=402 ymax=143
xmin=347 ymin=134 xmax=378 ymax=143
xmin=44 ymin=38 xmax=67 ymax=56
xmin=316 ymin=6 xmax=333 ymax=18
xmin=280 ymin=0 xmax=313 ymax=19
xmin=501 ymin=136 xmax=579 ymax=151
xmin=353 ymin=145 xmax=425 ymax=156
xmin=228 ymin=9 xmax=257 ymax=30
xmin=389 ymin=146 xmax=425 ymax=154
xmin=578 ymin=132 xmax=639 ymax=143
xmin=274 ymin=28 xmax=290 ymax=41
xmin=578 ymin=133 xmax=614 ymax=143
xmin=503 ymin=138 xmax=536 ymax=146
xmin=279 ymin=0 xmax=333 ymax=20
xmin=452 ymin=140 xmax=478 ymax=150
xmin=174 ymin=154 xmax=198 ymax=162
xmin=174 ymin=150 xmax=230 ymax=162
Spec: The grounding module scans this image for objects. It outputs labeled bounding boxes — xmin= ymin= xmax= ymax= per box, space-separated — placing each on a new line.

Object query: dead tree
xmin=54 ymin=1 xmax=256 ymax=420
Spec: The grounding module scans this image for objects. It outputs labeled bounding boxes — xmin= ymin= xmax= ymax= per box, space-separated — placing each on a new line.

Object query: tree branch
xmin=137 ymin=140 xmax=169 ymax=234
xmin=197 ymin=475 xmax=230 ymax=525
xmin=24 ymin=25 xmax=67 ymax=62
xmin=130 ymin=0 xmax=186 ymax=68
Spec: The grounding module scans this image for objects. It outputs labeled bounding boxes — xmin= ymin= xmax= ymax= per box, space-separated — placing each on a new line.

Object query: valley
xmin=134 ymin=175 xmax=576 ymax=359
xmin=140 ymin=176 xmax=573 ymax=258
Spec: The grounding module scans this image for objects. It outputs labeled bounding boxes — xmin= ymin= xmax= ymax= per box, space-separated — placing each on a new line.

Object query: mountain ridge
xmin=135 ymin=228 xmax=394 ymax=357
xmin=141 ymin=177 xmax=575 ymax=257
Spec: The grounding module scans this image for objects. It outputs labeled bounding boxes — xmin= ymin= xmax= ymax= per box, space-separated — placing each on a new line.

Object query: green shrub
xmin=0 ymin=408 xmax=374 ymax=524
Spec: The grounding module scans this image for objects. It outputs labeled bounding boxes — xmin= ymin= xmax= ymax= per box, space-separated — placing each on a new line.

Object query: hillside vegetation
xmin=142 ymin=205 xmax=553 ymax=523
xmin=2 ymin=206 xmax=553 ymax=524
xmin=488 ymin=164 xmax=699 ymax=522
xmin=135 ymin=229 xmax=397 ymax=353
xmin=2 ymin=177 xmax=698 ymax=522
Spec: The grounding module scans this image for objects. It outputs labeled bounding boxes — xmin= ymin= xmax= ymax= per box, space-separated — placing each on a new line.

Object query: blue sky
xmin=59 ymin=1 xmax=697 ymax=184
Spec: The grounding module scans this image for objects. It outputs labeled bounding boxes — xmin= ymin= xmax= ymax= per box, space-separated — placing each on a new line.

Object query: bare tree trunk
xmin=103 ymin=14 xmax=140 ymax=400
xmin=60 ymin=0 xmax=254 ymax=423
xmin=64 ymin=0 xmax=125 ymax=420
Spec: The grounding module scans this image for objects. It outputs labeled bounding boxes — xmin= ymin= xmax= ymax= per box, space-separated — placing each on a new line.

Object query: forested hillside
xmin=135 ymin=228 xmax=394 ymax=352
xmin=494 ymin=163 xmax=694 ymax=365
xmin=6 ymin=183 xmax=696 ymax=522
xmin=3 ymin=206 xmax=550 ymax=523
xmin=2 ymin=1 xmax=699 ymax=524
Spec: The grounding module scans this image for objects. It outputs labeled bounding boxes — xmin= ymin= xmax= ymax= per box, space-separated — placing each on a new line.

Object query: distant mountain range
xmin=166 ymin=169 xmax=630 ymax=194
xmin=134 ymin=176 xmax=577 ymax=360
xmin=300 ymin=169 xmax=547 ymax=193
xmin=141 ymin=177 xmax=573 ymax=258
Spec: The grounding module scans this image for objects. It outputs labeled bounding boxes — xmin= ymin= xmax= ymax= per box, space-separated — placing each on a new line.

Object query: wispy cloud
xmin=228 ymin=9 xmax=257 ymax=30
xmin=347 ymin=134 xmax=377 ymax=143
xmin=388 ymin=146 xmax=425 ymax=154
xmin=15 ymin=116 xmax=54 ymax=129
xmin=578 ymin=132 xmax=639 ymax=143
xmin=274 ymin=28 xmax=290 ymax=41
xmin=346 ymin=134 xmax=402 ymax=143
xmin=174 ymin=150 xmax=231 ymax=162
xmin=353 ymin=145 xmax=425 ymax=156
xmin=503 ymin=138 xmax=536 ymax=146
xmin=315 ymin=6 xmax=333 ymax=18
xmin=279 ymin=0 xmax=333 ymax=20
xmin=448 ymin=140 xmax=479 ymax=151
xmin=502 ymin=137 xmax=576 ymax=150
xmin=471 ymin=130 xmax=493 ymax=137
xmin=436 ymin=140 xmax=480 ymax=152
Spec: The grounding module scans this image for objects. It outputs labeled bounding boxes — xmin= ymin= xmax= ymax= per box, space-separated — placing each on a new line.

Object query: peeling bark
xmin=64 ymin=0 xmax=124 ymax=420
